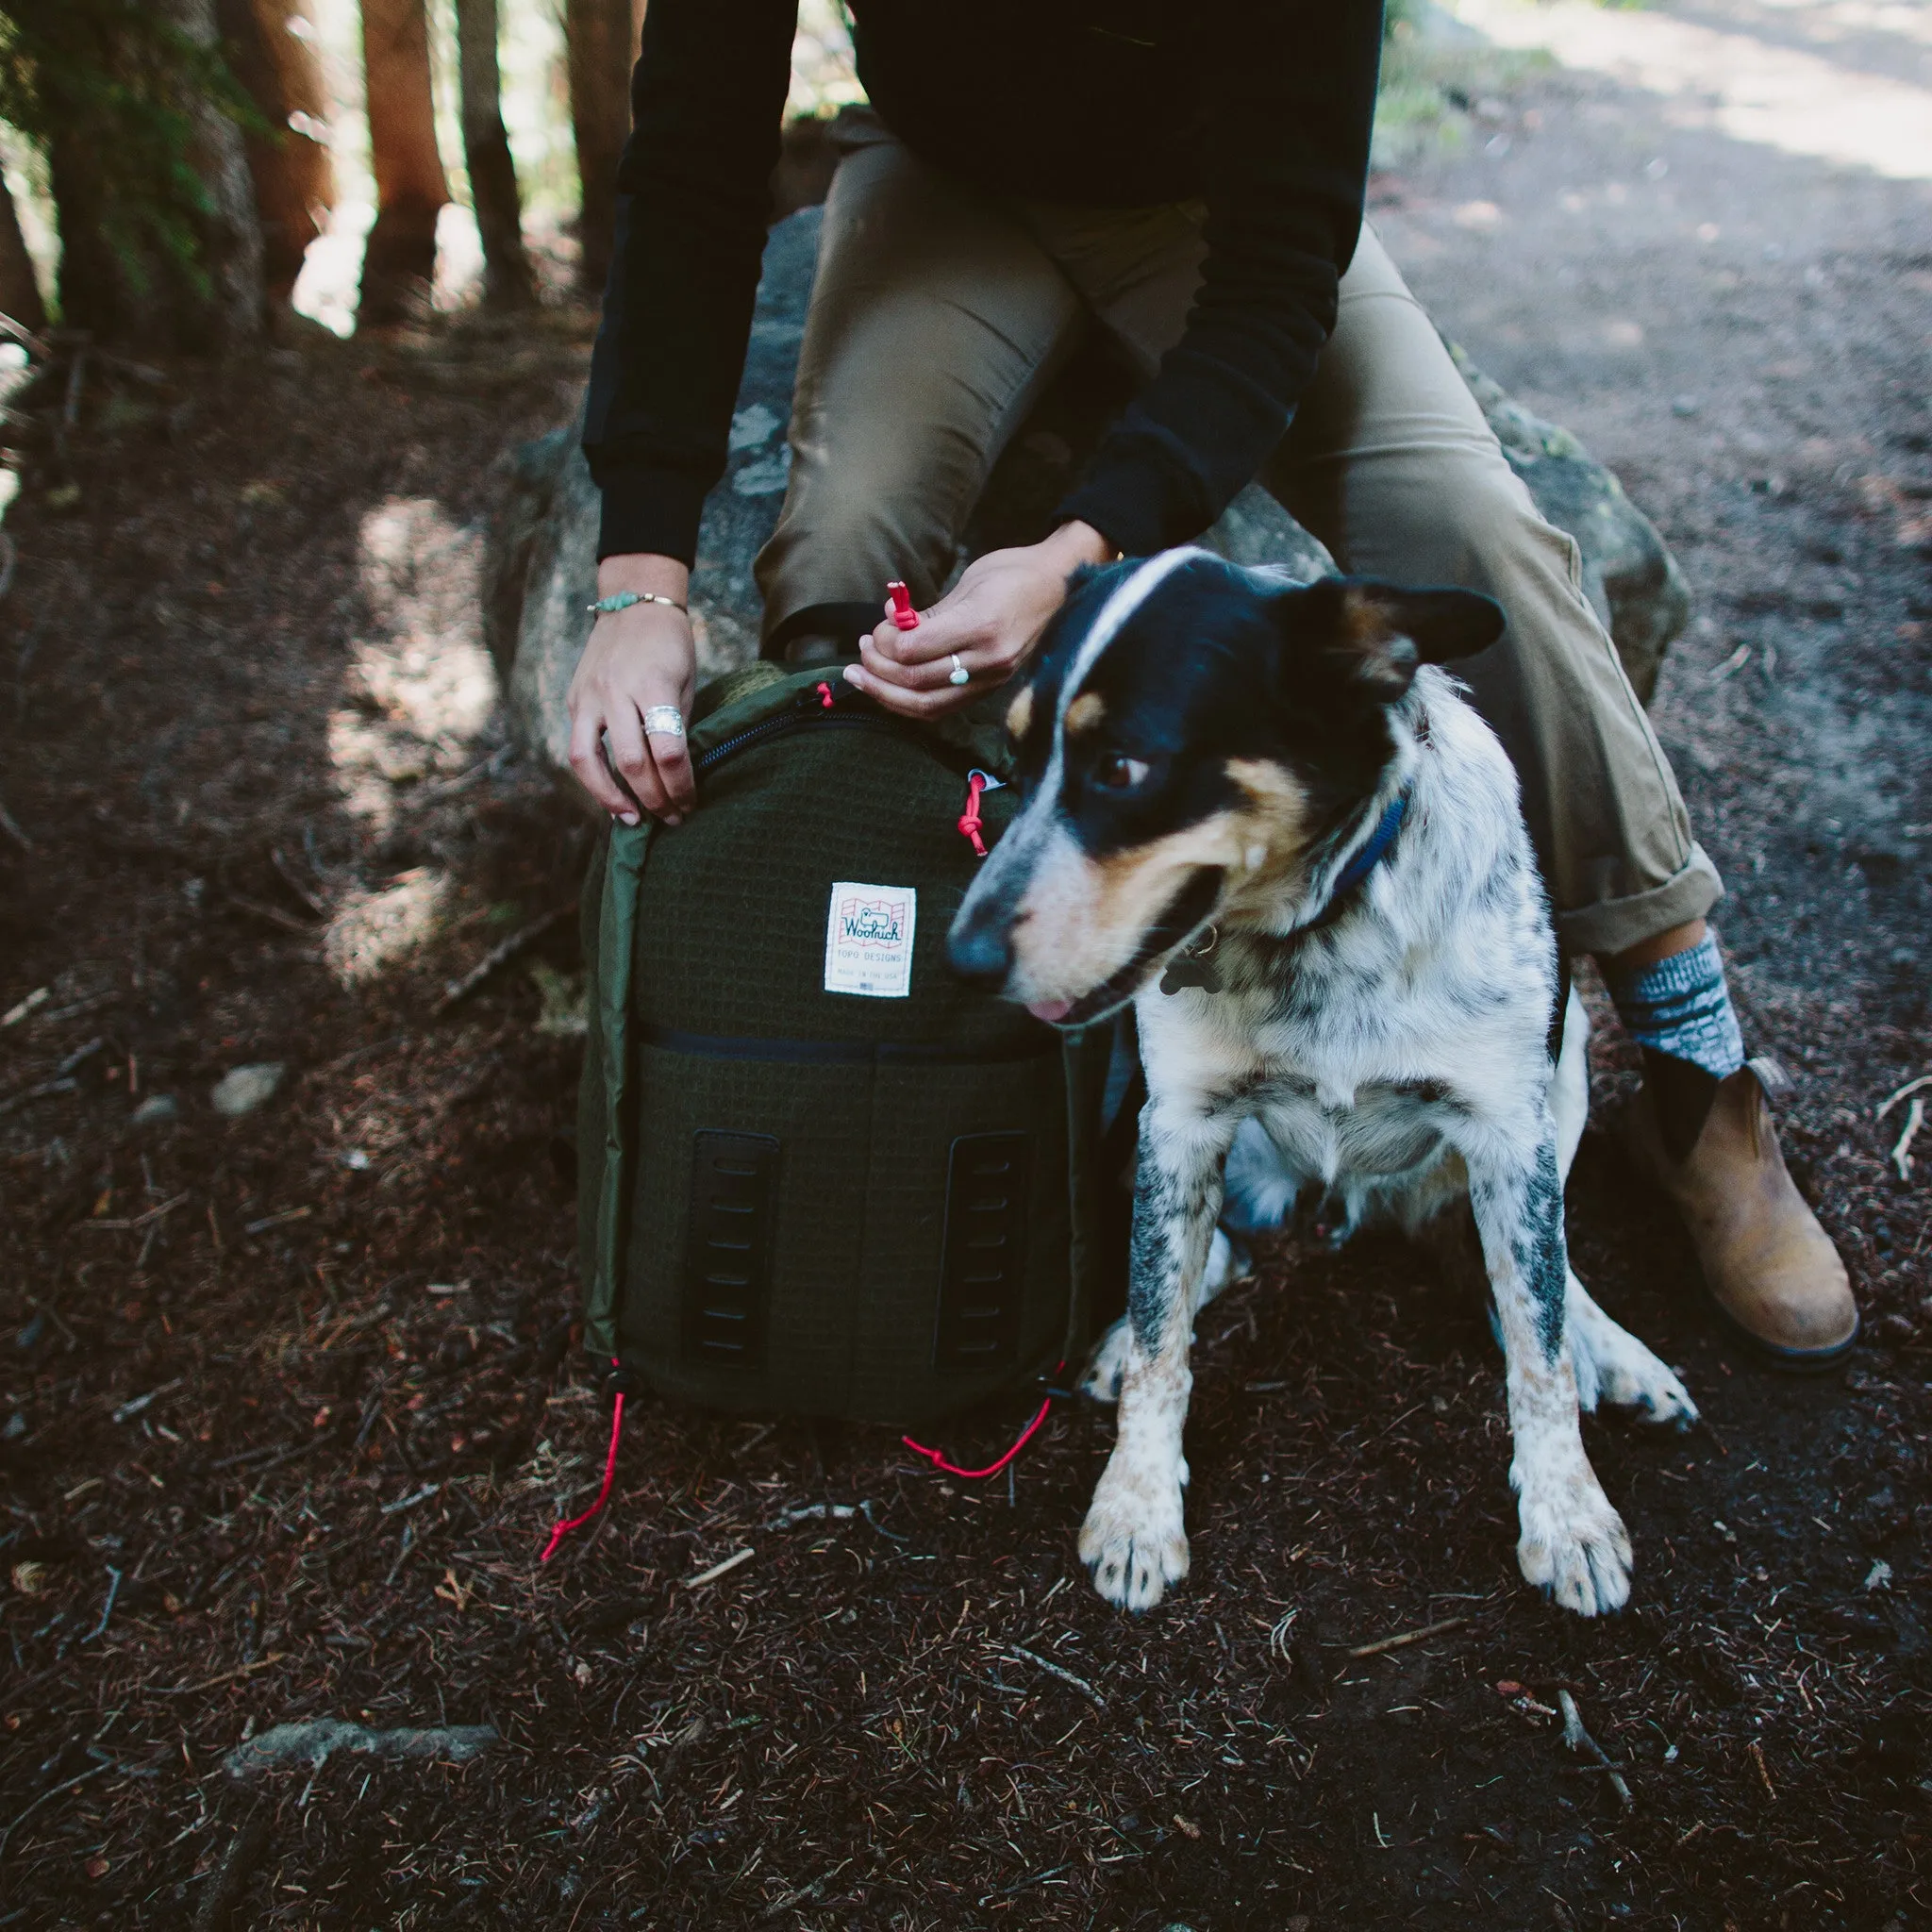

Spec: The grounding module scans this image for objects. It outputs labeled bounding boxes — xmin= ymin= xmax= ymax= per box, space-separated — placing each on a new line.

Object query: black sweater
xmin=583 ymin=1 xmax=1384 ymax=565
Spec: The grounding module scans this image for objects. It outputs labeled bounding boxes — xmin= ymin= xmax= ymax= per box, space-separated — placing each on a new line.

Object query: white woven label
xmin=823 ymin=882 xmax=917 ymax=998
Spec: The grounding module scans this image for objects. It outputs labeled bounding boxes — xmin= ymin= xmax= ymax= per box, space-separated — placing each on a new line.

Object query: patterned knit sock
xmin=1603 ymin=931 xmax=1745 ymax=1081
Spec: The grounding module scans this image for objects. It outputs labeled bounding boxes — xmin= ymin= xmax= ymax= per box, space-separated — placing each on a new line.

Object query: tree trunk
xmin=359 ymin=0 xmax=449 ymax=328
xmin=455 ymin=0 xmax=535 ymax=309
xmin=169 ymin=0 xmax=266 ymax=346
xmin=0 ymin=173 xmax=47 ymax=338
xmin=217 ymin=0 xmax=336 ymax=310
xmin=50 ymin=0 xmax=264 ymax=351
xmin=564 ymin=0 xmax=635 ymax=295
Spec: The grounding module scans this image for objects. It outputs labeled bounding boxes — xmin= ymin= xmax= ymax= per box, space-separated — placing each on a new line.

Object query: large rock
xmin=490 ymin=208 xmax=1688 ymax=783
xmin=1441 ymin=340 xmax=1688 ymax=705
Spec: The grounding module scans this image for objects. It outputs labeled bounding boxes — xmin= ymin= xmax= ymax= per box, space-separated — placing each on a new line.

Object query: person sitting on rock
xmin=562 ymin=0 xmax=1856 ymax=1367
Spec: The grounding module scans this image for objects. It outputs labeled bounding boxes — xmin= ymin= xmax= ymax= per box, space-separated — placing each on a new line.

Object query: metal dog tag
xmin=1160 ymin=927 xmax=1222 ymax=996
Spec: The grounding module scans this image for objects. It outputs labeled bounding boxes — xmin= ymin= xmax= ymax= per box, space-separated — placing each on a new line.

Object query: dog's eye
xmin=1093 ymin=754 xmax=1150 ymax=791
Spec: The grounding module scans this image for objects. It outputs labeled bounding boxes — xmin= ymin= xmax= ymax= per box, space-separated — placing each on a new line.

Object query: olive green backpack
xmin=577 ymin=664 xmax=1115 ymax=1429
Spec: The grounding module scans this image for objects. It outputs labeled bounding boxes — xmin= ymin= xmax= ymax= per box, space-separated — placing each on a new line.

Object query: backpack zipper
xmin=694 ymin=682 xmax=982 ymax=778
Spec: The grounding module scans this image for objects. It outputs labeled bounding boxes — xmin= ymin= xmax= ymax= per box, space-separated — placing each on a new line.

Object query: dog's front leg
xmin=1468 ymin=1129 xmax=1633 ymax=1616
xmin=1080 ymin=1102 xmax=1235 ymax=1612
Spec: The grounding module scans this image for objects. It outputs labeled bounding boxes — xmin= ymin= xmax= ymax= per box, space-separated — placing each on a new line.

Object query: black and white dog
xmin=949 ymin=550 xmax=1695 ymax=1618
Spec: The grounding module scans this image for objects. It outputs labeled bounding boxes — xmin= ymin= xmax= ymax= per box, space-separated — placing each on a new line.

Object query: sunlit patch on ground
xmin=324 ymin=864 xmax=457 ymax=985
xmin=329 ymin=495 xmax=497 ymax=827
xmin=1455 ymin=0 xmax=1932 ymax=180
xmin=526 ymin=961 xmax=588 ymax=1038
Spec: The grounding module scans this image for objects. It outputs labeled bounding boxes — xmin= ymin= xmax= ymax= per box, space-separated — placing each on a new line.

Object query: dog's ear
xmin=1346 ymin=580 xmax=1507 ymax=663
xmin=1274 ymin=576 xmax=1506 ymax=702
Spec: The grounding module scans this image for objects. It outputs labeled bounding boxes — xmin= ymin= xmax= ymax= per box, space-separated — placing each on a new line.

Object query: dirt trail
xmin=1 ymin=4 xmax=1927 ymax=1927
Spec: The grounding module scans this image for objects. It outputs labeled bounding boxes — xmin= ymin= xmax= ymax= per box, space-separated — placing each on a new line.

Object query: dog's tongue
xmin=1026 ymin=998 xmax=1075 ymax=1024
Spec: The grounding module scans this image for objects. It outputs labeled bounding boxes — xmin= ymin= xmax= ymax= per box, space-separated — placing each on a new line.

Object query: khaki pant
xmin=754 ymin=118 xmax=1722 ymax=958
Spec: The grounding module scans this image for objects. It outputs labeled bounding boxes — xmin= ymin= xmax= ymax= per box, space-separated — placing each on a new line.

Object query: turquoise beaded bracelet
xmin=587 ymin=590 xmax=688 ymax=617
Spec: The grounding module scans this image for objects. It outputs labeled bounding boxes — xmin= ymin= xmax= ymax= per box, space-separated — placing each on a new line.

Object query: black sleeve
xmin=582 ymin=0 xmax=797 ymax=564
xmin=1057 ymin=1 xmax=1384 ymax=557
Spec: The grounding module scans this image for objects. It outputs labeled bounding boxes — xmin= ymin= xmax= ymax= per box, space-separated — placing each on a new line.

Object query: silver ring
xmin=642 ymin=705 xmax=686 ymax=740
xmin=948 ymin=653 xmax=971 ymax=688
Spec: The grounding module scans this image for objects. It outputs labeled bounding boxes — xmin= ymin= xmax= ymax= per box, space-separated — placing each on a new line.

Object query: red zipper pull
xmin=903 ymin=1365 xmax=1062 ymax=1479
xmin=814 ymin=680 xmax=836 ymax=709
xmin=958 ymin=770 xmax=989 ymax=858
xmin=539 ymin=1359 xmax=628 ymax=1561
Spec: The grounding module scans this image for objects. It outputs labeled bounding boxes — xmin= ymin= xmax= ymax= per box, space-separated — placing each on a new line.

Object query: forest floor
xmin=2 ymin=2 xmax=1928 ymax=1927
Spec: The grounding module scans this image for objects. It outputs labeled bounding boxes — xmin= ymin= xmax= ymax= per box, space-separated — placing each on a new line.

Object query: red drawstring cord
xmin=958 ymin=771 xmax=989 ymax=858
xmin=901 ymin=1370 xmax=1060 ymax=1480
xmin=539 ymin=1367 xmax=626 ymax=1562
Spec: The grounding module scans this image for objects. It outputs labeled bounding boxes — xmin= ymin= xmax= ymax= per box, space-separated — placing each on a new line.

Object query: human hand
xmin=842 ymin=520 xmax=1116 ymax=719
xmin=566 ymin=557 xmax=696 ymax=825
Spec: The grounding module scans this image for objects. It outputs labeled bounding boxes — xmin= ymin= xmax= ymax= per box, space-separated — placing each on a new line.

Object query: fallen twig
xmin=858 ymin=1497 xmax=908 ymax=1542
xmin=380 ymin=1481 xmax=442 ymax=1516
xmin=0 ymin=792 xmax=31 ymax=854
xmin=758 ymin=1861 xmax=850 ymax=1921
xmin=1747 ymin=1738 xmax=1777 ymax=1802
xmin=225 ymin=1720 xmax=497 ymax=1779
xmin=0 ymin=985 xmax=48 ymax=1027
xmin=225 ymin=889 xmax=317 ymax=936
xmin=190 ymin=1812 xmax=271 ymax=1932
xmin=1875 ymin=1071 xmax=1932 ymax=1119
xmin=269 ymin=845 xmax=328 ymax=917
xmin=432 ymin=905 xmax=571 ymax=1016
xmin=83 ymin=1565 xmax=122 ymax=1642
xmin=979 ymin=1863 xmax=1072 ymax=1906
xmin=1888 ymin=1095 xmax=1924 ymax=1182
xmin=683 ymin=1547 xmax=755 ymax=1588
xmin=0 ymin=1075 xmax=72 ymax=1118
xmin=1005 ymin=1644 xmax=1107 ymax=1709
xmin=242 ymin=1206 xmax=311 ymax=1237
xmin=0 ymin=309 xmax=50 ymax=358
xmin=1557 ymin=1689 xmax=1633 ymax=1810
xmin=208 ymin=1440 xmax=318 ymax=1476
xmin=148 ymin=1655 xmax=289 ymax=1697
xmin=1346 ymin=1615 xmax=1467 ymax=1658
xmin=111 ymin=1376 xmax=185 ymax=1421
xmin=768 ymin=1502 xmax=856 ymax=1529
xmin=0 ymin=1033 xmax=108 ymax=1112
xmin=88 ymin=1194 xmax=192 ymax=1236
xmin=408 ymin=743 xmax=513 ymax=808
xmin=0 ymin=1760 xmax=113 ymax=1862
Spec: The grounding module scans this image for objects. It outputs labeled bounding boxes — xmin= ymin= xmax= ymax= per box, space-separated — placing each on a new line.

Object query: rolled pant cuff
xmin=762 ymin=600 xmax=883 ymax=662
xmin=1555 ymin=841 xmax=1725 ymax=961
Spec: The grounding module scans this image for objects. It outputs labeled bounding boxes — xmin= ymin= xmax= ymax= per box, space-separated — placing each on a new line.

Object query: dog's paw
xmin=1515 ymin=1472 xmax=1632 ymax=1618
xmin=1570 ymin=1315 xmax=1698 ymax=1430
xmin=1078 ymin=1318 xmax=1132 ymax=1406
xmin=1593 ymin=1339 xmax=1698 ymax=1430
xmin=1079 ymin=1465 xmax=1189 ymax=1613
xmin=1566 ymin=1275 xmax=1699 ymax=1431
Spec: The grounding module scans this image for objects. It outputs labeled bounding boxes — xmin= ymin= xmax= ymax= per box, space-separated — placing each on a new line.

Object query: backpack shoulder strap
xmin=582 ymin=818 xmax=650 ymax=1361
xmin=1057 ymin=1022 xmax=1117 ymax=1374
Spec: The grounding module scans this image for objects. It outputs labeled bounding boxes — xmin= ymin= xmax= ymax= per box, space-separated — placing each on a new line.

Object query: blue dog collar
xmin=1310 ymin=789 xmax=1409 ymax=927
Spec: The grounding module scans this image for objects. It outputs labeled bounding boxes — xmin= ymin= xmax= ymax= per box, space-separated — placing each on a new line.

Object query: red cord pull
xmin=886 ymin=580 xmax=919 ymax=631
xmin=814 ymin=679 xmax=835 ymax=709
xmin=539 ymin=1366 xmax=626 ymax=1562
xmin=903 ymin=1383 xmax=1056 ymax=1481
xmin=957 ymin=770 xmax=989 ymax=858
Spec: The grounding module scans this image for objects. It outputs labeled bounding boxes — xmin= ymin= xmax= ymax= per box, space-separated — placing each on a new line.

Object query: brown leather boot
xmin=1627 ymin=1058 xmax=1858 ymax=1369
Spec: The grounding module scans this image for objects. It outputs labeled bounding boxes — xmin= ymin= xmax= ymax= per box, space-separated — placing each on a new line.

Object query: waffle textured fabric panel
xmin=579 ymin=669 xmax=1107 ymax=1429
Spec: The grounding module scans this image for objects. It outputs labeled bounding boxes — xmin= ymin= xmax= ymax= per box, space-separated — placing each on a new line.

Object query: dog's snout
xmin=947 ymin=909 xmax=1013 ymax=988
